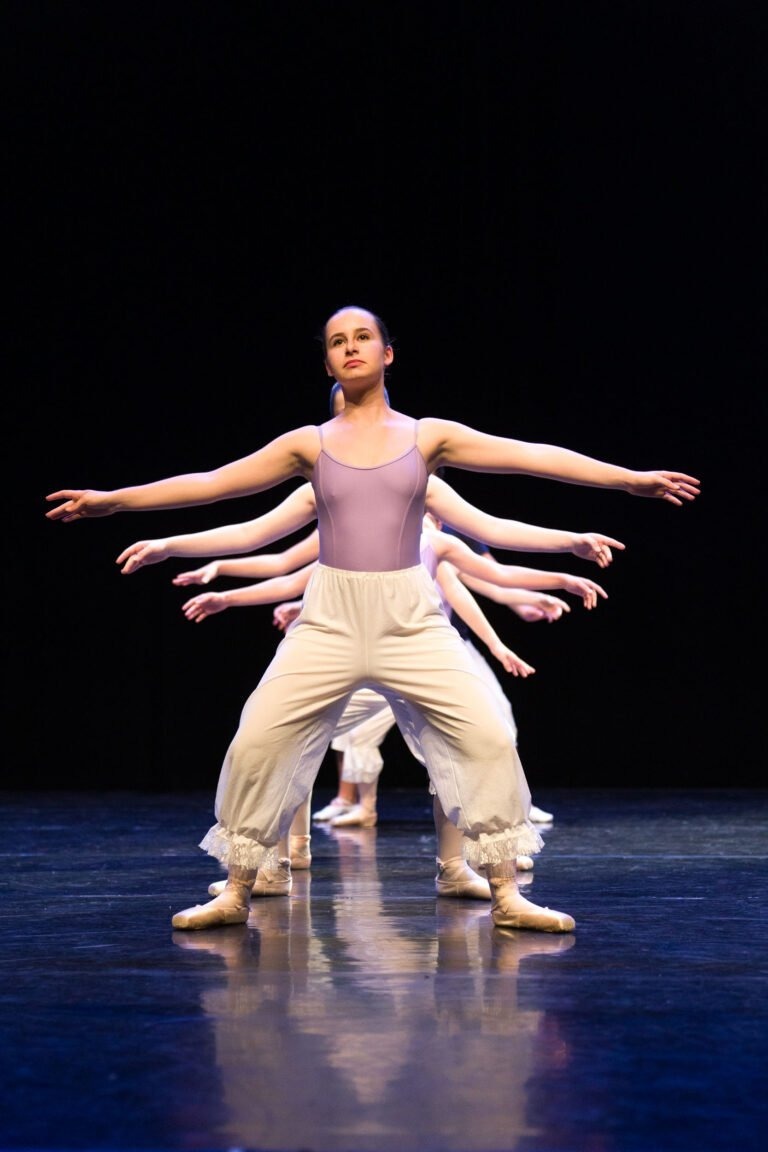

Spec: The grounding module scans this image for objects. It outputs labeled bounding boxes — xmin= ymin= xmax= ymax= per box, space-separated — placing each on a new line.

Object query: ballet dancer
xmin=166 ymin=501 xmax=605 ymax=897
xmin=45 ymin=303 xmax=700 ymax=933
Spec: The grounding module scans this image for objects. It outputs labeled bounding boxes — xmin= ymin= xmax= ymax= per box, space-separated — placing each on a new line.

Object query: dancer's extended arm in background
xmin=115 ymin=488 xmax=318 ymax=575
xmin=456 ymin=575 xmax=570 ymax=622
xmin=422 ymin=521 xmax=609 ymax=610
xmin=182 ymin=564 xmax=317 ymax=623
xmin=178 ymin=513 xmax=604 ymax=625
xmin=425 ymin=476 xmax=625 ymax=569
xmin=171 ymin=531 xmax=319 ymax=587
xmin=433 ymin=560 xmax=536 ymax=676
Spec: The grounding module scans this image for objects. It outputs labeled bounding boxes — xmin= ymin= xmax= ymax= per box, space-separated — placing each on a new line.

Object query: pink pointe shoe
xmin=289 ymin=834 xmax=312 ymax=870
xmin=208 ymin=858 xmax=293 ymax=899
xmin=489 ymin=878 xmax=575 ymax=934
xmin=435 ymin=857 xmax=491 ymax=900
xmin=172 ymin=877 xmax=252 ymax=931
xmin=330 ymin=803 xmax=377 ymax=828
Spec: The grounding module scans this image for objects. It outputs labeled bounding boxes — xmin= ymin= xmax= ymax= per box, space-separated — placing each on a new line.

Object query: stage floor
xmin=3 ymin=787 xmax=767 ymax=1152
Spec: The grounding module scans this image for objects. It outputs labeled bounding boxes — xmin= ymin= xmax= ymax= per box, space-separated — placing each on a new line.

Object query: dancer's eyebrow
xmin=328 ymin=327 xmax=375 ymax=342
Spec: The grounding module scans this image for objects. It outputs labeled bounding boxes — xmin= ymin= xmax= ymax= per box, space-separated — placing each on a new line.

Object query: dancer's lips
xmin=344 ymin=359 xmax=364 ymax=367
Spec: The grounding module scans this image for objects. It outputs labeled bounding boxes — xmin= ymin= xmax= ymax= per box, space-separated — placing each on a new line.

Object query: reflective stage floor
xmin=3 ymin=787 xmax=767 ymax=1152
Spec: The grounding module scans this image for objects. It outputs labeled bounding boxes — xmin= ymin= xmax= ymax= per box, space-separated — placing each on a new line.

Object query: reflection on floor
xmin=3 ymin=787 xmax=767 ymax=1152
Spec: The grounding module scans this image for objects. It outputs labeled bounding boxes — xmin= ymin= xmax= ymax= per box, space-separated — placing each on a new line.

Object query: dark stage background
xmin=6 ymin=3 xmax=763 ymax=792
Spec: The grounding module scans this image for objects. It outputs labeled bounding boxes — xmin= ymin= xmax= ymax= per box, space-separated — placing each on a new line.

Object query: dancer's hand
xmin=172 ymin=562 xmax=221 ymax=587
xmin=45 ymin=489 xmax=117 ymax=521
xmin=182 ymin=592 xmax=228 ymax=623
xmin=510 ymin=594 xmax=570 ymax=623
xmin=624 ymin=470 xmax=700 ymax=505
xmin=558 ymin=575 xmax=608 ymax=610
xmin=273 ymin=601 xmax=302 ymax=631
xmin=487 ymin=640 xmax=536 ymax=677
xmin=571 ymin=532 xmax=625 ymax=568
xmin=116 ymin=540 xmax=170 ymax=574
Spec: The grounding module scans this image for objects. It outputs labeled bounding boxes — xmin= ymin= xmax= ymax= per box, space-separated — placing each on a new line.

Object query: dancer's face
xmin=324 ymin=307 xmax=393 ymax=388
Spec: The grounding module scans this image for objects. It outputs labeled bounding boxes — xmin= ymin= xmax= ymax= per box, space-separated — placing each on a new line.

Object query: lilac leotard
xmin=312 ymin=423 xmax=428 ymax=572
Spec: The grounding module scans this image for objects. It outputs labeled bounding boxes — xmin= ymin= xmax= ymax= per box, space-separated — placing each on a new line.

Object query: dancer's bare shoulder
xmin=415 ymin=415 xmax=472 ymax=467
xmin=273 ymin=423 xmax=323 ymax=476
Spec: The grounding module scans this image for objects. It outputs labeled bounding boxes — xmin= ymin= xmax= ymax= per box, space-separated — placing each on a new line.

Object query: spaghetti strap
xmin=317 ymin=424 xmax=325 ymax=449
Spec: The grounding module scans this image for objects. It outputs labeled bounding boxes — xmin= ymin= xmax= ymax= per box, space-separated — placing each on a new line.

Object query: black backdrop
xmin=7 ymin=2 xmax=763 ymax=792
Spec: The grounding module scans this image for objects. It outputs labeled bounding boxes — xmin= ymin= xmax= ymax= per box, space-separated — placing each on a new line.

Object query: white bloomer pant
xmin=330 ymin=688 xmax=397 ymax=783
xmin=200 ymin=564 xmax=542 ymax=870
xmin=331 ymin=638 xmax=518 ymax=790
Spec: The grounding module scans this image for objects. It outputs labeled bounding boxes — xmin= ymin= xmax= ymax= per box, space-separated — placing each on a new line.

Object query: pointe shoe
xmin=330 ymin=803 xmax=377 ymax=828
xmin=313 ymin=798 xmax=353 ymax=822
xmin=172 ymin=879 xmax=252 ymax=931
xmin=252 ymin=858 xmax=292 ymax=896
xmin=435 ymin=856 xmax=491 ymax=900
xmin=516 ymin=855 xmax=535 ymax=871
xmin=208 ymin=858 xmax=293 ymax=899
xmin=529 ymin=804 xmax=554 ymax=824
xmin=290 ymin=834 xmax=312 ymax=870
xmin=488 ymin=878 xmax=575 ymax=934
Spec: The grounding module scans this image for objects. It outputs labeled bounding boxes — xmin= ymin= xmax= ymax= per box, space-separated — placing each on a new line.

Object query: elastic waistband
xmin=315 ymin=563 xmax=425 ymax=581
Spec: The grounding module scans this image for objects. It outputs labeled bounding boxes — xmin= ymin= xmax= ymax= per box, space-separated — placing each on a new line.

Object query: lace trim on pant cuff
xmin=199 ymin=824 xmax=274 ymax=871
xmin=462 ymin=823 xmax=544 ymax=867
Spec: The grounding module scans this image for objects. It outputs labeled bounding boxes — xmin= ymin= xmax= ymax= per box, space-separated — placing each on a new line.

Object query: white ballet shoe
xmin=172 ymin=878 xmax=252 ymax=931
xmin=289 ymin=834 xmax=312 ymax=870
xmin=208 ymin=858 xmax=293 ymax=899
xmin=516 ymin=855 xmax=535 ymax=871
xmin=330 ymin=804 xmax=377 ymax=828
xmin=488 ymin=878 xmax=575 ymax=933
xmin=313 ymin=798 xmax=353 ymax=822
xmin=529 ymin=804 xmax=554 ymax=824
xmin=435 ymin=857 xmax=491 ymax=900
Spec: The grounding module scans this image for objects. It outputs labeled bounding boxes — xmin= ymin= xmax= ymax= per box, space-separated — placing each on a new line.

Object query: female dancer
xmin=45 ymin=304 xmax=699 ymax=933
xmin=159 ymin=499 xmax=607 ymax=896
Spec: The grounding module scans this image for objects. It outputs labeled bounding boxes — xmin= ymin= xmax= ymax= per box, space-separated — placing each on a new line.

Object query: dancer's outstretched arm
xmin=45 ymin=425 xmax=321 ymax=522
xmin=434 ymin=560 xmax=535 ymax=677
xmin=114 ymin=485 xmax=317 ymax=575
xmin=419 ymin=419 xmax=700 ymax=506
xmin=457 ymin=577 xmax=570 ymax=622
xmin=426 ymin=475 xmax=623 ymax=568
xmin=171 ymin=530 xmax=320 ymax=587
xmin=181 ymin=564 xmax=317 ymax=624
xmin=45 ymin=412 xmax=699 ymax=526
xmin=424 ymin=524 xmax=608 ymax=609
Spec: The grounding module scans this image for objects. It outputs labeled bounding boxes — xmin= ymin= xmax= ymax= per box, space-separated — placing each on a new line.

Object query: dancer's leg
xmin=433 ymin=793 xmax=490 ymax=899
xmin=208 ymin=833 xmax=293 ymax=898
xmin=483 ymin=859 xmax=575 ymax=933
xmin=374 ymin=568 xmax=574 ymax=933
xmin=327 ymin=687 xmax=394 ymax=827
xmin=312 ymin=752 xmax=359 ymax=821
xmin=331 ymin=777 xmax=379 ymax=827
xmin=289 ymin=793 xmax=313 ymax=869
xmin=208 ymin=798 xmax=309 ymax=899
xmin=174 ymin=568 xmax=367 ymax=929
